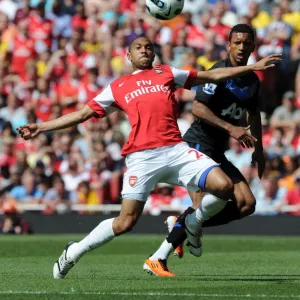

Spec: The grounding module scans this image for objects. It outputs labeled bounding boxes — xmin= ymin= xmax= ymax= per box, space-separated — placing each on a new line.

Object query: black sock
xmin=202 ymin=201 xmax=241 ymax=227
xmin=166 ymin=207 xmax=195 ymax=248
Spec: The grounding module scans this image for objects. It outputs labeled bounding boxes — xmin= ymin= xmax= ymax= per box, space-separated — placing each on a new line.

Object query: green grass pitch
xmin=0 ymin=234 xmax=299 ymax=300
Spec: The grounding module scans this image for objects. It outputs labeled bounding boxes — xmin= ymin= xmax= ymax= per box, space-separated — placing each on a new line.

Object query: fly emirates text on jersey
xmin=124 ymin=80 xmax=171 ymax=104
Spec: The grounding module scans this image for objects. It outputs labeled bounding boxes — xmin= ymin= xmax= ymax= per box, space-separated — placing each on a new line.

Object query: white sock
xmin=67 ymin=218 xmax=115 ymax=261
xmin=149 ymin=239 xmax=174 ymax=260
xmin=195 ymin=194 xmax=227 ymax=224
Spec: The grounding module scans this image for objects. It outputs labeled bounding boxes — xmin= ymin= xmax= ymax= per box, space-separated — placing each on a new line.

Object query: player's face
xmin=127 ymin=38 xmax=155 ymax=70
xmin=227 ymin=32 xmax=255 ymax=66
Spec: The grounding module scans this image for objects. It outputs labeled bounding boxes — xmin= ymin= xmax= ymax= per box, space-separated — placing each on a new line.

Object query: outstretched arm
xmin=191 ymin=54 xmax=281 ymax=86
xmin=17 ymin=105 xmax=97 ymax=140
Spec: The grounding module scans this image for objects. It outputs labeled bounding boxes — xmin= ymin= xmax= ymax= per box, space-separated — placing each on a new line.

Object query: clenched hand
xmin=17 ymin=124 xmax=40 ymax=140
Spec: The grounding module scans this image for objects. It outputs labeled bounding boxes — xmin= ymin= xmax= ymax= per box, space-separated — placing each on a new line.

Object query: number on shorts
xmin=188 ymin=149 xmax=204 ymax=159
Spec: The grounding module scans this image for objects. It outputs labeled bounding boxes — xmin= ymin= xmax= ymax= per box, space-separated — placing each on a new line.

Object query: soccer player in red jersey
xmin=17 ymin=36 xmax=280 ymax=278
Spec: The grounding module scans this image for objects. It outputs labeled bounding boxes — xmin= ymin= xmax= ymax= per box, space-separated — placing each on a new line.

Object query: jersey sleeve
xmin=194 ymin=63 xmax=221 ymax=104
xmin=194 ymin=82 xmax=220 ymax=103
xmin=86 ymin=85 xmax=116 ymax=118
xmin=170 ymin=67 xmax=197 ymax=90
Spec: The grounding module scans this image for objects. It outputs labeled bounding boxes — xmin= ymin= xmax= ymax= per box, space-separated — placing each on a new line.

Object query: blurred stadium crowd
xmin=0 ymin=0 xmax=299 ymax=216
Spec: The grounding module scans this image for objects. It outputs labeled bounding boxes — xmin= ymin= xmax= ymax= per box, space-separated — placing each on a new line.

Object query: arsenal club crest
xmin=154 ymin=66 xmax=163 ymax=74
xmin=129 ymin=176 xmax=138 ymax=187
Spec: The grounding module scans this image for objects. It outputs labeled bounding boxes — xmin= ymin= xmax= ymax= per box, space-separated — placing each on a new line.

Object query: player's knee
xmin=213 ymin=177 xmax=234 ymax=200
xmin=244 ymin=198 xmax=256 ymax=216
xmin=237 ymin=196 xmax=256 ymax=217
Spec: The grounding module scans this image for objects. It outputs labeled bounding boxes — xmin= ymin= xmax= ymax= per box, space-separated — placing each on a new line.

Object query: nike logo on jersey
xmin=225 ymin=80 xmax=256 ymax=101
xmin=119 ymin=82 xmax=124 ymax=87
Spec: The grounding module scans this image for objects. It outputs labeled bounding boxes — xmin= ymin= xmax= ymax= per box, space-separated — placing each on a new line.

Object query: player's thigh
xmin=205 ymin=166 xmax=233 ymax=198
xmin=122 ymin=150 xmax=167 ymax=201
xmin=166 ymin=142 xmax=219 ymax=192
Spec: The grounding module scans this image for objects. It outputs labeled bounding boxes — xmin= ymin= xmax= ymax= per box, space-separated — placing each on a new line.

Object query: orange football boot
xmin=143 ymin=258 xmax=176 ymax=277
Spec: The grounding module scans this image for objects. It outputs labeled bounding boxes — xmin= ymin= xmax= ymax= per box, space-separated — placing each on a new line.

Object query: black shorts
xmin=187 ymin=141 xmax=247 ymax=184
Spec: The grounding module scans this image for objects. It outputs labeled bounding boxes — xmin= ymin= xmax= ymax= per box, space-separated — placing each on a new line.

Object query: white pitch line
xmin=0 ymin=291 xmax=300 ymax=298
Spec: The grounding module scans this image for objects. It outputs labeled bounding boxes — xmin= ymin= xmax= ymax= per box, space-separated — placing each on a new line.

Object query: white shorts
xmin=122 ymin=142 xmax=218 ymax=201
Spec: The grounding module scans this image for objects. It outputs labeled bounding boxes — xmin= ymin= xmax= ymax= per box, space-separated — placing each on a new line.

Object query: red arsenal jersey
xmin=11 ymin=34 xmax=35 ymax=76
xmin=87 ymin=65 xmax=196 ymax=156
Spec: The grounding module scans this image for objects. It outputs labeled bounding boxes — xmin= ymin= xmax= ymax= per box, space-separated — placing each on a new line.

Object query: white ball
xmin=146 ymin=0 xmax=184 ymax=20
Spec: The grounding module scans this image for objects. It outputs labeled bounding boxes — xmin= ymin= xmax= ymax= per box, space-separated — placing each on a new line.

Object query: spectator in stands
xmin=32 ymin=160 xmax=52 ymax=192
xmin=209 ymin=1 xmax=231 ymax=45
xmin=255 ymin=175 xmax=287 ymax=215
xmin=146 ymin=183 xmax=174 ymax=216
xmin=14 ymin=0 xmax=31 ymax=24
xmin=78 ymin=68 xmax=103 ymax=109
xmin=0 ymin=12 xmax=13 ymax=60
xmin=10 ymin=19 xmax=35 ymax=78
xmin=270 ymin=91 xmax=300 ymax=129
xmin=258 ymin=5 xmax=293 ymax=74
xmin=26 ymin=134 xmax=51 ymax=169
xmin=9 ymin=170 xmax=44 ymax=203
xmin=277 ymin=171 xmax=300 ymax=215
xmin=279 ymin=0 xmax=300 ymax=34
xmin=266 ymin=128 xmax=296 ymax=158
xmin=248 ymin=1 xmax=271 ymax=37
xmin=0 ymin=200 xmax=33 ymax=234
xmin=174 ymin=12 xmax=205 ymax=50
xmin=30 ymin=78 xmax=53 ymax=122
xmin=28 ymin=2 xmax=53 ymax=54
xmin=0 ymin=92 xmax=27 ymax=132
xmin=77 ymin=180 xmax=100 ymax=207
xmin=0 ymin=137 xmax=15 ymax=176
xmin=43 ymin=176 xmax=70 ymax=214
xmin=61 ymin=154 xmax=89 ymax=202
xmin=225 ymin=137 xmax=252 ymax=170
xmin=55 ymin=62 xmax=80 ymax=115
xmin=51 ymin=0 xmax=75 ymax=40
xmin=279 ymin=156 xmax=298 ymax=192
xmin=196 ymin=38 xmax=219 ymax=70
xmin=0 ymin=164 xmax=22 ymax=196
xmin=88 ymin=156 xmax=112 ymax=203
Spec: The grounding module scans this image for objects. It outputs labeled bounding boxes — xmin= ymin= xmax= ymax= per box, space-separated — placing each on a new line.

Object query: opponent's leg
xmin=167 ymin=179 xmax=256 ymax=231
xmin=184 ymin=167 xmax=233 ymax=256
xmin=203 ymin=171 xmax=256 ymax=227
xmin=150 ymin=167 xmax=233 ymax=262
xmin=53 ymin=199 xmax=145 ymax=279
xmin=165 ymin=191 xmax=203 ymax=257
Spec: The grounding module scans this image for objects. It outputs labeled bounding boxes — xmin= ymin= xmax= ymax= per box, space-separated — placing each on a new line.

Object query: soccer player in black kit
xmin=144 ymin=24 xmax=274 ymax=276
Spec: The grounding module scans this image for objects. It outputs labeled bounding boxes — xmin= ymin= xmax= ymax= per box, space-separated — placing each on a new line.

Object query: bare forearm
xmin=208 ymin=65 xmax=254 ymax=82
xmin=192 ymin=101 xmax=232 ymax=132
xmin=193 ymin=65 xmax=253 ymax=86
xmin=191 ymin=54 xmax=281 ymax=86
xmin=39 ymin=110 xmax=88 ymax=132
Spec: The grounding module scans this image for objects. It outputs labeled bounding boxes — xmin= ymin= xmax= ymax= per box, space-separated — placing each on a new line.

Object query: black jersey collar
xmin=225 ymin=58 xmax=233 ymax=67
